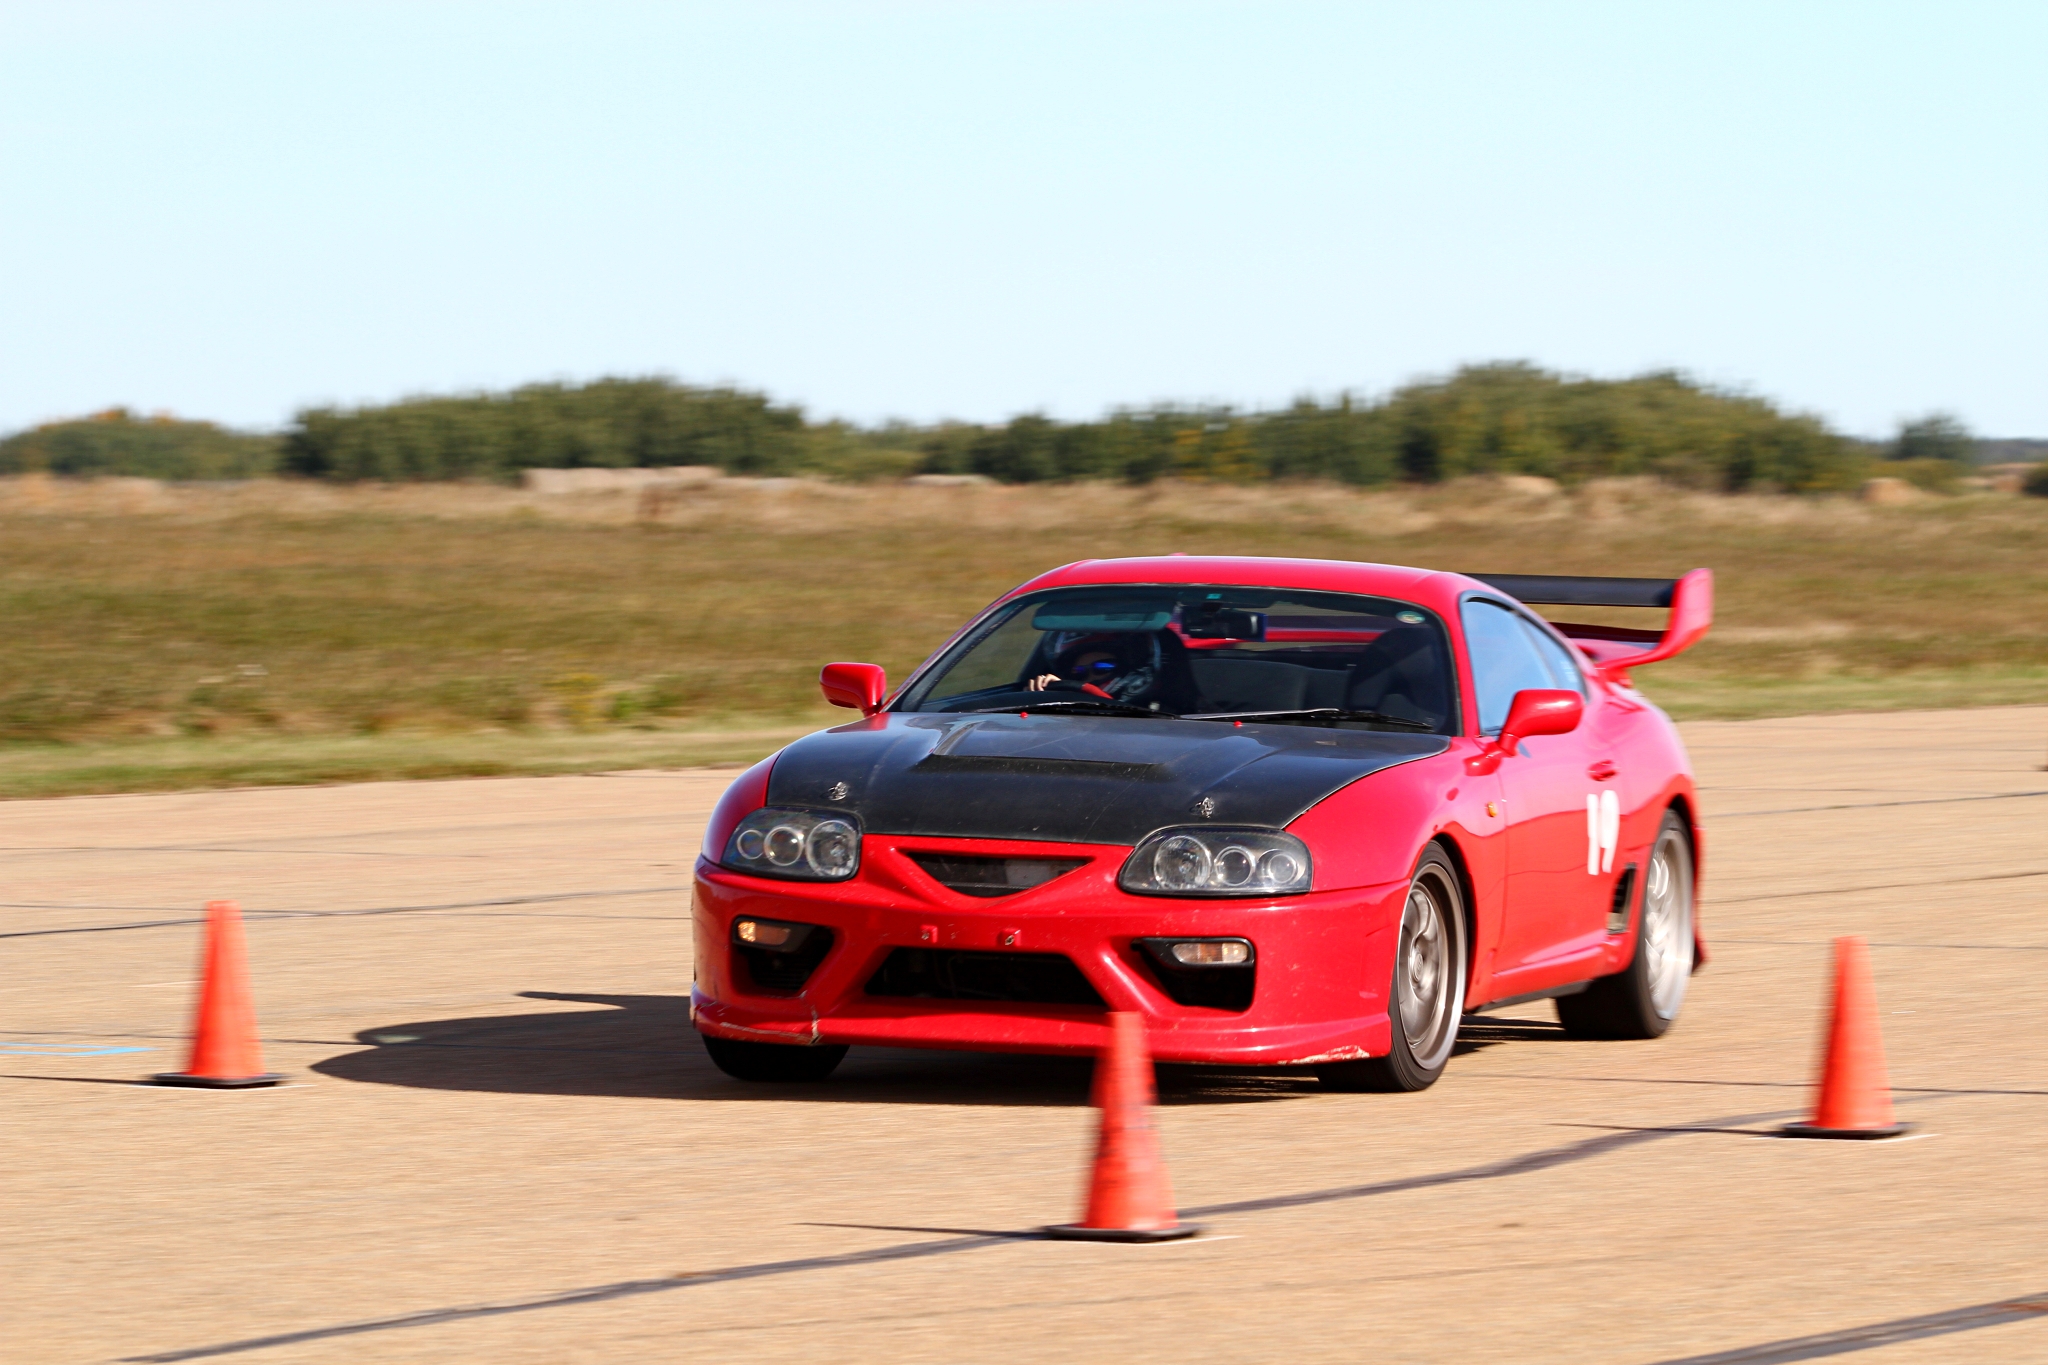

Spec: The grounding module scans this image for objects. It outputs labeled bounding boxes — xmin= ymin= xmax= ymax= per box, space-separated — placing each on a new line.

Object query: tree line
xmin=0 ymin=408 xmax=277 ymax=480
xmin=1 ymin=365 xmax=2019 ymax=492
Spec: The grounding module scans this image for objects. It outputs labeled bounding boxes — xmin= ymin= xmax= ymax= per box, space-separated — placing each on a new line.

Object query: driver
xmin=1025 ymin=633 xmax=1158 ymax=701
xmin=1026 ymin=648 xmax=1123 ymax=694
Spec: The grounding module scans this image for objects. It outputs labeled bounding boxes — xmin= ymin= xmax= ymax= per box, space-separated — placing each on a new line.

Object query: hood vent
xmin=906 ymin=852 xmax=1088 ymax=898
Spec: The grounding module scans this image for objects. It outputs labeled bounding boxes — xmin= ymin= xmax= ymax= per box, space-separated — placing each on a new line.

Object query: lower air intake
xmin=865 ymin=948 xmax=1105 ymax=1006
xmin=736 ymin=929 xmax=834 ymax=993
xmin=1132 ymin=938 xmax=1257 ymax=1011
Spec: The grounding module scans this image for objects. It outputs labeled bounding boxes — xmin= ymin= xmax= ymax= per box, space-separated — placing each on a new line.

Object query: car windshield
xmin=896 ymin=584 xmax=1458 ymax=733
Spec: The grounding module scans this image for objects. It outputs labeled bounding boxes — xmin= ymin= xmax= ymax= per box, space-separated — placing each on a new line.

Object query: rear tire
xmin=701 ymin=1033 xmax=849 ymax=1082
xmin=1321 ymin=847 xmax=1468 ymax=1093
xmin=1557 ymin=809 xmax=1694 ymax=1040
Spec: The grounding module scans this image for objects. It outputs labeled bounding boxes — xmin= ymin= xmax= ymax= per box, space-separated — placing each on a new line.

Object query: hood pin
xmin=827 ymin=781 xmax=850 ymax=802
xmin=1193 ymin=797 xmax=1216 ymax=819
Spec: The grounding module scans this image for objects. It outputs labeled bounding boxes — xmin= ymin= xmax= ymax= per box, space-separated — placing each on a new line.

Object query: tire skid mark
xmin=1177 ymin=1105 xmax=1798 ymax=1219
xmin=0 ymin=886 xmax=690 ymax=939
xmin=1704 ymin=790 xmax=2048 ymax=818
xmin=122 ymin=1102 xmax=1802 ymax=1362
xmin=1643 ymin=1294 xmax=2048 ymax=1363
xmin=121 ymin=1235 xmax=1007 ymax=1363
xmin=1709 ymin=868 xmax=2048 ymax=905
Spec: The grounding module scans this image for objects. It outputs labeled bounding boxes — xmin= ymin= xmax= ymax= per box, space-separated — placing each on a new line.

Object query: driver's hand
xmin=1026 ymin=674 xmax=1059 ymax=691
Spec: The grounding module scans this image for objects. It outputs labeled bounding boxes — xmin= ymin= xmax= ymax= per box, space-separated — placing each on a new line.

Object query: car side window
xmin=1461 ymin=599 xmax=1559 ymax=734
xmin=1516 ymin=615 xmax=1587 ymax=696
xmin=919 ymin=605 xmax=1041 ymax=703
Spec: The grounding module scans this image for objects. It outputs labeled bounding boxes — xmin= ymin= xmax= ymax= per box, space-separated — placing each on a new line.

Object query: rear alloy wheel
xmin=1321 ymin=847 xmax=1468 ymax=1093
xmin=701 ymin=1033 xmax=849 ymax=1082
xmin=1557 ymin=809 xmax=1694 ymax=1040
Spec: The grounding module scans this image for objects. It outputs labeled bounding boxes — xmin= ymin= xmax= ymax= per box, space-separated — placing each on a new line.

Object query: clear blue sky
xmin=2 ymin=1 xmax=2042 ymax=437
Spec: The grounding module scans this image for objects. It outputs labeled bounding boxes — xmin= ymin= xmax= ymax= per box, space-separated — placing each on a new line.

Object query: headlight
xmin=1118 ymin=827 xmax=1311 ymax=896
xmin=722 ymin=809 xmax=862 ymax=881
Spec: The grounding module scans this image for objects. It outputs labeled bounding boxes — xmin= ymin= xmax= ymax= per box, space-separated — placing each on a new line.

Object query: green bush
xmin=5 ymin=366 xmax=1867 ymax=493
xmin=1370 ymin=364 xmax=1854 ymax=491
xmin=915 ymin=364 xmax=1859 ymax=491
xmin=0 ymin=409 xmax=278 ymax=479
xmin=1892 ymin=413 xmax=1974 ymax=464
xmin=279 ymin=378 xmax=808 ymax=482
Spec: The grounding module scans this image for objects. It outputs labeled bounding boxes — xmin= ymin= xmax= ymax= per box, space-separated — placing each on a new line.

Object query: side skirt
xmin=1467 ymin=981 xmax=1589 ymax=1015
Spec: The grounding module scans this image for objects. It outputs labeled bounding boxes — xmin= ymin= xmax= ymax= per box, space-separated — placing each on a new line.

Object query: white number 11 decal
xmin=1586 ymin=790 xmax=1619 ymax=874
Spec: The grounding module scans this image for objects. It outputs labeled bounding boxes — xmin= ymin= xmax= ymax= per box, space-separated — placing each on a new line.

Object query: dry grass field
xmin=2 ymin=473 xmax=2044 ymax=797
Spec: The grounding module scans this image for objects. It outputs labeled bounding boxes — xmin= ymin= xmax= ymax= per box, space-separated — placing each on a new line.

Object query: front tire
xmin=701 ymin=1033 xmax=849 ymax=1082
xmin=1321 ymin=847 xmax=1468 ymax=1093
xmin=1557 ymin=809 xmax=1695 ymax=1040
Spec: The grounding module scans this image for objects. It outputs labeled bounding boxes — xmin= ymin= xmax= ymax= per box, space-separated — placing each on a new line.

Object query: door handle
xmin=1587 ymin=759 xmax=1619 ymax=782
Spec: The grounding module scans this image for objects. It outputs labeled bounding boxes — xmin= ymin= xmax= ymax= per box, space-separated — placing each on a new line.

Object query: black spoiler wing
xmin=1462 ymin=569 xmax=1714 ymax=677
xmin=1464 ymin=574 xmax=1677 ymax=608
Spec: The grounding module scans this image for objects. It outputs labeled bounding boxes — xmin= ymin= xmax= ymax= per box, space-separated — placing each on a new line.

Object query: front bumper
xmin=691 ymin=833 xmax=1406 ymax=1066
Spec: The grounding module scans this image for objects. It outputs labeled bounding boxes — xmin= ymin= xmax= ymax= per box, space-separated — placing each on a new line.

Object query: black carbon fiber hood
xmin=763 ymin=713 xmax=1447 ymax=845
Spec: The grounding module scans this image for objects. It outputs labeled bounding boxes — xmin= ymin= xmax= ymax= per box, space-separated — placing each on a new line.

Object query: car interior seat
xmin=1345 ymin=626 xmax=1451 ymax=729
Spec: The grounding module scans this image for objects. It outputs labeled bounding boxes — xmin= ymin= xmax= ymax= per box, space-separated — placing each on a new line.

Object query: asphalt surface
xmin=5 ymin=707 xmax=2045 ymax=1364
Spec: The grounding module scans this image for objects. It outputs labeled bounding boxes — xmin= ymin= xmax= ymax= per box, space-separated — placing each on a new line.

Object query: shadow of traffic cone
xmin=1782 ymin=936 xmax=1907 ymax=1139
xmin=1045 ymin=1012 xmax=1199 ymax=1241
xmin=154 ymin=900 xmax=282 ymax=1088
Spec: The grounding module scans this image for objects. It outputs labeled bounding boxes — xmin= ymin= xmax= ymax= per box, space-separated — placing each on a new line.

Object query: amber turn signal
xmin=733 ymin=918 xmax=806 ymax=950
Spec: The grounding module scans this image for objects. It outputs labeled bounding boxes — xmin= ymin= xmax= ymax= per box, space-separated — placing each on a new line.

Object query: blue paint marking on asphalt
xmin=0 ymin=1043 xmax=150 ymax=1056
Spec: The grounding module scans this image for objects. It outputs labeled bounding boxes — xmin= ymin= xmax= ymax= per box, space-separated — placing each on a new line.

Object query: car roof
xmin=1009 ymin=555 xmax=1476 ymax=612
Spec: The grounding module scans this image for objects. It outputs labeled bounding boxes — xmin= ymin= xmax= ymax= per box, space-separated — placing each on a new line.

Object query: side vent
xmin=1607 ymin=863 xmax=1638 ymax=934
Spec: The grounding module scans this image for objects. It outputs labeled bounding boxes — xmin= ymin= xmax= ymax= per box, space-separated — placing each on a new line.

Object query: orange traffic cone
xmin=153 ymin=900 xmax=282 ymax=1088
xmin=1045 ymin=1012 xmax=1199 ymax=1241
xmin=1782 ymin=936 xmax=1908 ymax=1139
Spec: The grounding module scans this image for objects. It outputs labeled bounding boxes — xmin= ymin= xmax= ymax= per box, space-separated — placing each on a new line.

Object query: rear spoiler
xmin=1464 ymin=568 xmax=1713 ymax=682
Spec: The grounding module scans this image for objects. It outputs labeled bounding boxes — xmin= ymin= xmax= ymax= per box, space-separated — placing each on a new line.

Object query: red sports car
xmin=692 ymin=556 xmax=1710 ymax=1091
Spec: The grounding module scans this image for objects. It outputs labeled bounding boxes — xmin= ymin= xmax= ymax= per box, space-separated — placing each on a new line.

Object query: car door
xmin=1517 ymin=615 xmax=1626 ymax=964
xmin=1461 ymin=597 xmax=1607 ymax=991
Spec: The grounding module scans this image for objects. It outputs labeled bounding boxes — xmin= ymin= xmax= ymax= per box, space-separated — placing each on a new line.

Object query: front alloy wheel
xmin=1321 ymin=846 xmax=1468 ymax=1092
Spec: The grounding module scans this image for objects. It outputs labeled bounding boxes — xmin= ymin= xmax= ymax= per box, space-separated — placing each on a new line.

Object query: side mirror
xmin=820 ymin=662 xmax=888 ymax=716
xmin=1500 ymin=688 xmax=1583 ymax=752
xmin=1468 ymin=688 xmax=1581 ymax=774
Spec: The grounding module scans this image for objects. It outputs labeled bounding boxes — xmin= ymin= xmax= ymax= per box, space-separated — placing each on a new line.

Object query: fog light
xmin=1169 ymin=940 xmax=1251 ymax=966
xmin=734 ymin=918 xmax=796 ymax=948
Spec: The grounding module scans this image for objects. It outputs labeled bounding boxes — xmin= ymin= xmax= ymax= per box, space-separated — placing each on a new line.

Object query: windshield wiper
xmin=968 ymin=699 xmax=1171 ymax=719
xmin=1184 ymin=708 xmax=1436 ymax=731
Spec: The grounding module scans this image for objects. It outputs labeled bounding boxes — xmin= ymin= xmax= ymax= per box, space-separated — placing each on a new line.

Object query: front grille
xmin=735 ymin=928 xmax=834 ymax=993
xmin=865 ymin=948 xmax=1105 ymax=1006
xmin=905 ymin=852 xmax=1088 ymax=899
